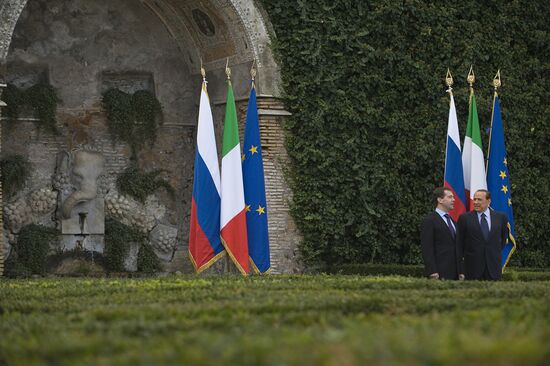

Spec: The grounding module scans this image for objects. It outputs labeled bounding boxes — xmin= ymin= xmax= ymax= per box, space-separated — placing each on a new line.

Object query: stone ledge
xmin=258 ymin=108 xmax=292 ymax=117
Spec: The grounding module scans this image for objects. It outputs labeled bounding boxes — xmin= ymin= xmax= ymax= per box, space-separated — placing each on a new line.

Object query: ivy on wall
xmin=104 ymin=218 xmax=146 ymax=272
xmin=6 ymin=224 xmax=60 ymax=276
xmin=261 ymin=0 xmax=550 ymax=267
xmin=116 ymin=164 xmax=174 ymax=203
xmin=0 ymin=154 xmax=31 ymax=197
xmin=1 ymin=83 xmax=60 ymax=133
xmin=137 ymin=243 xmax=162 ymax=273
xmin=104 ymin=218 xmax=162 ymax=273
xmin=102 ymin=88 xmax=162 ymax=158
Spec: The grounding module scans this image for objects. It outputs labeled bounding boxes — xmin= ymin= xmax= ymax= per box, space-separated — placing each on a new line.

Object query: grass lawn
xmin=1 ymin=275 xmax=549 ymax=365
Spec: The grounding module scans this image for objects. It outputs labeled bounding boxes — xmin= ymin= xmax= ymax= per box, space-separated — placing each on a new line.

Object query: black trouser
xmin=481 ymin=263 xmax=498 ymax=281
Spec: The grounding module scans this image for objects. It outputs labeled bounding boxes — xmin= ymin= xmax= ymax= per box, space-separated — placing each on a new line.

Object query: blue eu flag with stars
xmin=487 ymin=95 xmax=516 ymax=271
xmin=242 ymin=81 xmax=270 ymax=273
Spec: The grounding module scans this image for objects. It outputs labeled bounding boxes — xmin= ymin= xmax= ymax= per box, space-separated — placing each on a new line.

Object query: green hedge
xmin=261 ymin=0 xmax=549 ymax=267
xmin=1 ymin=277 xmax=550 ymax=365
xmin=316 ymin=264 xmax=550 ymax=281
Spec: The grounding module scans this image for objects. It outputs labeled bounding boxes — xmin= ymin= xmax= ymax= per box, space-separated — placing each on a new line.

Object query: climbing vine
xmin=102 ymin=88 xmax=162 ymax=157
xmin=1 ymin=82 xmax=60 ymax=133
xmin=0 ymin=154 xmax=32 ymax=197
xmin=116 ymin=164 xmax=174 ymax=203
xmin=7 ymin=224 xmax=60 ymax=276
xmin=104 ymin=218 xmax=146 ymax=272
xmin=137 ymin=243 xmax=162 ymax=273
xmin=261 ymin=0 xmax=549 ymax=267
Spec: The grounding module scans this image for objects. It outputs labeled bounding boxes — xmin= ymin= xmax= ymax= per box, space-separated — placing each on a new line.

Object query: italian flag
xmin=220 ymin=80 xmax=249 ymax=274
xmin=462 ymin=91 xmax=487 ymax=210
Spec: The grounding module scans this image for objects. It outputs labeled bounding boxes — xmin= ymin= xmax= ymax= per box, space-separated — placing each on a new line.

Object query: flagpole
xmin=251 ymin=59 xmax=257 ymax=89
xmin=486 ymin=70 xmax=501 ymax=172
xmin=223 ymin=57 xmax=231 ymax=274
xmin=445 ymin=68 xmax=454 ymax=97
xmin=444 ymin=68 xmax=454 ymax=182
xmin=467 ymin=66 xmax=475 ymax=171
xmin=467 ymin=65 xmax=475 ymax=105
xmin=467 ymin=65 xmax=484 ymax=184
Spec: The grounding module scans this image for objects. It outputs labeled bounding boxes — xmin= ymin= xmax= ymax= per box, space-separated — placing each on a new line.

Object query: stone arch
xmin=0 ymin=0 xmax=281 ymax=96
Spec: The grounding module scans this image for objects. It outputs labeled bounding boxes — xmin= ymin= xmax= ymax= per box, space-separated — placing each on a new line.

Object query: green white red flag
xmin=220 ymin=79 xmax=249 ymax=274
xmin=462 ymin=90 xmax=487 ymax=210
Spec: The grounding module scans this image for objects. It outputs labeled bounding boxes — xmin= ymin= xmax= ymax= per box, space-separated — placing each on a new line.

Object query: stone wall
xmin=2 ymin=0 xmax=199 ymax=273
xmin=0 ymin=83 xmax=5 ymax=276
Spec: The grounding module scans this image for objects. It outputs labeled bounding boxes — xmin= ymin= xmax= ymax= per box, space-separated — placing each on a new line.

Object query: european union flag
xmin=242 ymin=81 xmax=270 ymax=273
xmin=487 ymin=94 xmax=516 ymax=271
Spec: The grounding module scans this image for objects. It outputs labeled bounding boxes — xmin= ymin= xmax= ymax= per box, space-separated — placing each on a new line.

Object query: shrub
xmin=10 ymin=224 xmax=60 ymax=275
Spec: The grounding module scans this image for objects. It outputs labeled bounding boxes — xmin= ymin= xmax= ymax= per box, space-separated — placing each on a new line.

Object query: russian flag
xmin=444 ymin=94 xmax=467 ymax=221
xmin=188 ymin=79 xmax=225 ymax=272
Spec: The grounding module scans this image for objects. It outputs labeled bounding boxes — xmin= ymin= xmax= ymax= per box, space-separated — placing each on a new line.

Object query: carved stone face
xmin=61 ymin=150 xmax=105 ymax=220
xmin=71 ymin=151 xmax=104 ymax=188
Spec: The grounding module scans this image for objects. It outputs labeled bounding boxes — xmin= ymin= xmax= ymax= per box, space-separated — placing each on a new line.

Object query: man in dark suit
xmin=457 ymin=189 xmax=509 ymax=281
xmin=421 ymin=187 xmax=464 ymax=280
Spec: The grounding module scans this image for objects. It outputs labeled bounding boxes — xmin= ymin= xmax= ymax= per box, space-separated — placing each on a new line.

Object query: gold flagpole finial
xmin=493 ymin=69 xmax=501 ymax=91
xmin=445 ymin=68 xmax=454 ymax=93
xmin=200 ymin=58 xmax=206 ymax=81
xmin=225 ymin=58 xmax=231 ymax=80
xmin=250 ymin=59 xmax=257 ymax=81
xmin=467 ymin=65 xmax=475 ymax=88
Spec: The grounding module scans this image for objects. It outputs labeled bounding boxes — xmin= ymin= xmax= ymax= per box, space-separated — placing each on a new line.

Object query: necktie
xmin=444 ymin=214 xmax=456 ymax=239
xmin=480 ymin=213 xmax=489 ymax=241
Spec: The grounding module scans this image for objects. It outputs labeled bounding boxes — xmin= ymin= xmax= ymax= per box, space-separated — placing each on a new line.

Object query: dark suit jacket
xmin=457 ymin=210 xmax=508 ymax=280
xmin=420 ymin=211 xmax=462 ymax=279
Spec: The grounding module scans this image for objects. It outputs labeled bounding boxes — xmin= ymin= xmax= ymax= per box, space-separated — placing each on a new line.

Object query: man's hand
xmin=429 ymin=273 xmax=440 ymax=280
xmin=459 ymin=274 xmax=465 ymax=281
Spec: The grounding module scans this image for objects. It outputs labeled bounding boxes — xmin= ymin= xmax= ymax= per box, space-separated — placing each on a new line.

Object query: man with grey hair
xmin=457 ymin=189 xmax=509 ymax=280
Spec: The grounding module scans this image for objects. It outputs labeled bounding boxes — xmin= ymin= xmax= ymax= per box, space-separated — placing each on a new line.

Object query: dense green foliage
xmin=137 ymin=243 xmax=162 ymax=273
xmin=116 ymin=164 xmax=174 ymax=203
xmin=0 ymin=154 xmax=31 ymax=197
xmin=104 ymin=218 xmax=146 ymax=272
xmin=6 ymin=224 xmax=60 ymax=275
xmin=102 ymin=88 xmax=162 ymax=157
xmin=1 ymin=276 xmax=549 ymax=365
xmin=1 ymin=82 xmax=60 ymax=133
xmin=261 ymin=1 xmax=550 ymax=266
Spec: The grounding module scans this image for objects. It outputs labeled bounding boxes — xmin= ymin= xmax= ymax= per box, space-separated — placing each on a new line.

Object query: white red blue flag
xmin=188 ymin=79 xmax=225 ymax=272
xmin=444 ymin=94 xmax=467 ymax=221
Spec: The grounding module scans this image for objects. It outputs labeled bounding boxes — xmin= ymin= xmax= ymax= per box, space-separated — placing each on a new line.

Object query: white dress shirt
xmin=435 ymin=208 xmax=456 ymax=231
